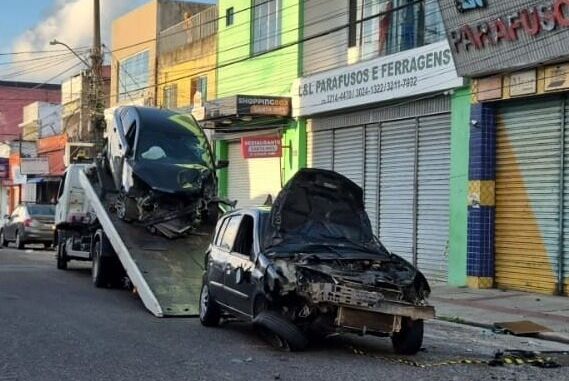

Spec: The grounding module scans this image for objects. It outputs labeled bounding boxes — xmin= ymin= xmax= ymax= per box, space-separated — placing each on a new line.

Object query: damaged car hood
xmin=130 ymin=160 xmax=214 ymax=195
xmin=264 ymin=168 xmax=377 ymax=252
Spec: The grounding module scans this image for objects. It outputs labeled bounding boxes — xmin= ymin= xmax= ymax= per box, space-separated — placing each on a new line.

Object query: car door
xmin=223 ymin=214 xmax=257 ymax=316
xmin=5 ymin=207 xmax=20 ymax=240
xmin=208 ymin=214 xmax=242 ymax=305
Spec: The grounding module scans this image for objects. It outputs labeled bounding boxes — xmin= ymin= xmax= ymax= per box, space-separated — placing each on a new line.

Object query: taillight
xmin=24 ymin=219 xmax=32 ymax=227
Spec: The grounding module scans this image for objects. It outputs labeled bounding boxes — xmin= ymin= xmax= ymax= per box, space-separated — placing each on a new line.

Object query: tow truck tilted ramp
xmin=79 ymin=169 xmax=211 ymax=317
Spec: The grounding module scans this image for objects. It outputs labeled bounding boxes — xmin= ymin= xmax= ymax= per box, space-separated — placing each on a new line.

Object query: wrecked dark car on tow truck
xmin=200 ymin=168 xmax=435 ymax=353
xmin=104 ymin=106 xmax=228 ymax=238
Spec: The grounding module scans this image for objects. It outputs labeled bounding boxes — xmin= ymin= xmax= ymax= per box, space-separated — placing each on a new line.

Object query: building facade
xmin=157 ymin=5 xmax=218 ymax=112
xmin=439 ymin=0 xmax=569 ymax=295
xmin=295 ymin=0 xmax=467 ymax=284
xmin=212 ymin=0 xmax=304 ymax=208
xmin=110 ymin=0 xmax=210 ymax=107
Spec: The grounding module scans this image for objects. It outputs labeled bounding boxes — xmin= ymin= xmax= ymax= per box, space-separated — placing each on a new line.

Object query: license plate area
xmin=336 ymin=306 xmax=402 ymax=334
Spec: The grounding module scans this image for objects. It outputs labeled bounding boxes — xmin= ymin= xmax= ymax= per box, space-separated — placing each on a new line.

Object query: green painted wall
xmin=449 ymin=86 xmax=471 ymax=286
xmin=216 ymin=141 xmax=229 ymax=197
xmin=217 ymin=0 xmax=304 ymax=188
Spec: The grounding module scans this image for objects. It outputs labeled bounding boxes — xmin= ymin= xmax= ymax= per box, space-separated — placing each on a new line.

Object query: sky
xmin=0 ymin=0 xmax=215 ymax=83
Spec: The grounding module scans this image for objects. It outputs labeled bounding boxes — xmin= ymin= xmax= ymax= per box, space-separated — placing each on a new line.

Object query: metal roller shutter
xmin=563 ymin=98 xmax=569 ymax=295
xmin=379 ymin=119 xmax=416 ymax=263
xmin=496 ymin=99 xmax=562 ymax=294
xmin=227 ymin=142 xmax=282 ymax=209
xmin=333 ymin=127 xmax=364 ymax=187
xmin=310 ymin=130 xmax=333 ymax=170
xmin=364 ymin=125 xmax=380 ymax=235
xmin=416 ymin=114 xmax=451 ymax=282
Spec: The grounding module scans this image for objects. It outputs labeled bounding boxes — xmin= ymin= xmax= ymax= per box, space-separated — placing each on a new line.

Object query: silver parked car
xmin=0 ymin=204 xmax=56 ymax=249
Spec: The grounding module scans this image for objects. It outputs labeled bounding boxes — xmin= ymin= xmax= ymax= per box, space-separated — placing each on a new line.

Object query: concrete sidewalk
xmin=430 ymin=286 xmax=569 ymax=344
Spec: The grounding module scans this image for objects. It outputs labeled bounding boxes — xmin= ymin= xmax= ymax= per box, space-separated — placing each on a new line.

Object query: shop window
xmin=118 ymin=51 xmax=149 ymax=102
xmin=226 ymin=7 xmax=235 ymax=26
xmin=190 ymin=76 xmax=208 ymax=108
xmin=350 ymin=0 xmax=445 ymax=61
xmin=163 ymin=85 xmax=178 ymax=109
xmin=252 ymin=0 xmax=281 ymax=54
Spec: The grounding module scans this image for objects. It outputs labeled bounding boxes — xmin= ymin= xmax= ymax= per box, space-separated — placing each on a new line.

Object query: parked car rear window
xmin=27 ymin=205 xmax=55 ymax=216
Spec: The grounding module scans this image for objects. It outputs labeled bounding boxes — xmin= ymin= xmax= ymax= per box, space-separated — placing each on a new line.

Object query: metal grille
xmin=364 ymin=125 xmax=380 ymax=235
xmin=416 ymin=114 xmax=451 ymax=282
xmin=379 ymin=119 xmax=416 ymax=264
xmin=333 ymin=127 xmax=364 ymax=187
xmin=496 ymin=98 xmax=562 ymax=294
xmin=227 ymin=142 xmax=282 ymax=209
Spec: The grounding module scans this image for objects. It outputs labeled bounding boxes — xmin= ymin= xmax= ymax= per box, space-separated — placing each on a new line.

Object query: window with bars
xmin=118 ymin=51 xmax=149 ymax=102
xmin=163 ymin=84 xmax=178 ymax=109
xmin=190 ymin=76 xmax=208 ymax=108
xmin=252 ymin=0 xmax=282 ymax=54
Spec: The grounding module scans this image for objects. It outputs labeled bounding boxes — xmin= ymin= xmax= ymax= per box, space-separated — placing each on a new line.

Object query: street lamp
xmin=49 ymin=39 xmax=91 ymax=69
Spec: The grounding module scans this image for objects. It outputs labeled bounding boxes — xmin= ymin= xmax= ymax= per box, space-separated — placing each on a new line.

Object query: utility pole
xmin=90 ymin=0 xmax=104 ymax=153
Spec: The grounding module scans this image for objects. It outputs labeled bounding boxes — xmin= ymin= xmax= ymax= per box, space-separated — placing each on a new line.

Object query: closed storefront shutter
xmin=563 ymin=100 xmax=569 ymax=295
xmin=227 ymin=142 xmax=282 ymax=209
xmin=379 ymin=119 xmax=416 ymax=264
xmin=416 ymin=114 xmax=451 ymax=282
xmin=364 ymin=125 xmax=380 ymax=235
xmin=333 ymin=127 xmax=364 ymax=187
xmin=496 ymin=98 xmax=562 ymax=294
xmin=311 ymin=130 xmax=333 ymax=170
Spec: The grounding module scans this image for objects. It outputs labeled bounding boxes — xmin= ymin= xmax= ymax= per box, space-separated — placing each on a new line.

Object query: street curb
xmin=436 ymin=316 xmax=569 ymax=346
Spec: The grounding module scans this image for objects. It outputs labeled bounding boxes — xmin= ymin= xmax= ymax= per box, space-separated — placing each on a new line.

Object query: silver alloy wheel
xmin=199 ymin=284 xmax=209 ymax=321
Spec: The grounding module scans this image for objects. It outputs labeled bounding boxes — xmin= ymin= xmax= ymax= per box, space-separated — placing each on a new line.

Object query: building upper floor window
xmin=163 ymin=84 xmax=178 ymax=109
xmin=252 ymin=0 xmax=281 ymax=54
xmin=118 ymin=51 xmax=149 ymax=102
xmin=349 ymin=0 xmax=445 ymax=61
xmin=226 ymin=7 xmax=235 ymax=26
xmin=190 ymin=76 xmax=208 ymax=108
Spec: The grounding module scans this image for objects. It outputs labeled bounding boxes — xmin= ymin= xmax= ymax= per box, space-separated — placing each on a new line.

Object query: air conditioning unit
xmin=64 ymin=142 xmax=96 ymax=166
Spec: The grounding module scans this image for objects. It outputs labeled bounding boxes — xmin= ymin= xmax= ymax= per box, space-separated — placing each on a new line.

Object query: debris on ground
xmin=494 ymin=321 xmax=551 ymax=336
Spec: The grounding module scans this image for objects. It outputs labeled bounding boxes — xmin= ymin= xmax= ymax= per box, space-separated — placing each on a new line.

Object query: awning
xmin=199 ymin=95 xmax=292 ymax=137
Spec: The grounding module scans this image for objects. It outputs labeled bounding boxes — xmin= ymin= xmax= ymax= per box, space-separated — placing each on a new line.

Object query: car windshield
xmin=27 ymin=205 xmax=55 ymax=216
xmin=136 ymin=115 xmax=213 ymax=167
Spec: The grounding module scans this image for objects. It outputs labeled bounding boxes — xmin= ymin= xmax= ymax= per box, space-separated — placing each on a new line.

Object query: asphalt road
xmin=1 ymin=247 xmax=569 ymax=381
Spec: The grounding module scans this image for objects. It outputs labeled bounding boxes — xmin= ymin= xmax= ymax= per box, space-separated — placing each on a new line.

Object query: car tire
xmin=92 ymin=238 xmax=114 ymax=288
xmin=116 ymin=192 xmax=138 ymax=222
xmin=253 ymin=311 xmax=308 ymax=352
xmin=56 ymin=233 xmax=68 ymax=270
xmin=391 ymin=318 xmax=424 ymax=355
xmin=0 ymin=229 xmax=6 ymax=247
xmin=15 ymin=231 xmax=24 ymax=250
xmin=199 ymin=283 xmax=221 ymax=327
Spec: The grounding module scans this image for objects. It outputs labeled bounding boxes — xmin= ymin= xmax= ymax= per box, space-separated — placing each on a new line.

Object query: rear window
xmin=27 ymin=205 xmax=55 ymax=216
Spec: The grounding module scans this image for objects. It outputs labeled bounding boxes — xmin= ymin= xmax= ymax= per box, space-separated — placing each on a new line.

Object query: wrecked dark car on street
xmin=200 ymin=168 xmax=435 ymax=353
xmin=104 ymin=106 xmax=228 ymax=238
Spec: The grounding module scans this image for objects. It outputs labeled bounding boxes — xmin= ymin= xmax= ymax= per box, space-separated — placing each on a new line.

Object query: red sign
xmin=241 ymin=136 xmax=282 ymax=159
xmin=451 ymin=0 xmax=569 ymax=54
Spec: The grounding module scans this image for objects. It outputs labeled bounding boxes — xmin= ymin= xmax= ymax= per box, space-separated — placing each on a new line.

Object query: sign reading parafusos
xmin=451 ymin=0 xmax=569 ymax=53
xmin=439 ymin=0 xmax=569 ymax=76
xmin=292 ymin=41 xmax=463 ymax=117
xmin=241 ymin=136 xmax=282 ymax=159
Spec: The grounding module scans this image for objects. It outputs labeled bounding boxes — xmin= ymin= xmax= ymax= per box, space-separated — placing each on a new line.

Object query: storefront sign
xmin=439 ymin=0 xmax=569 ymax=76
xmin=20 ymin=158 xmax=49 ymax=175
xmin=293 ymin=41 xmax=463 ymax=117
xmin=545 ymin=63 xmax=569 ymax=91
xmin=476 ymin=75 xmax=503 ymax=100
xmin=241 ymin=136 xmax=282 ymax=159
xmin=510 ymin=69 xmax=537 ymax=96
xmin=237 ymin=96 xmax=291 ymax=117
xmin=0 ymin=158 xmax=8 ymax=179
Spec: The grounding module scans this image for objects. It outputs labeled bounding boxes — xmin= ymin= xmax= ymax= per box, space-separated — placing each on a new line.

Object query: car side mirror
xmin=215 ymin=160 xmax=229 ymax=170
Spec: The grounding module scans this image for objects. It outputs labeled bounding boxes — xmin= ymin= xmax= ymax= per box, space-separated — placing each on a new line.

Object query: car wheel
xmin=391 ymin=318 xmax=424 ymax=355
xmin=0 ymin=230 xmax=6 ymax=247
xmin=92 ymin=239 xmax=110 ymax=288
xmin=253 ymin=311 xmax=308 ymax=352
xmin=199 ymin=283 xmax=221 ymax=327
xmin=116 ymin=192 xmax=138 ymax=222
xmin=15 ymin=231 xmax=24 ymax=250
xmin=56 ymin=233 xmax=68 ymax=270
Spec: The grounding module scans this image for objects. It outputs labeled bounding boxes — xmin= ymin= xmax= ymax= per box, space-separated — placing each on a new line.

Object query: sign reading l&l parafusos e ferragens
xmin=292 ymin=41 xmax=464 ymax=117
